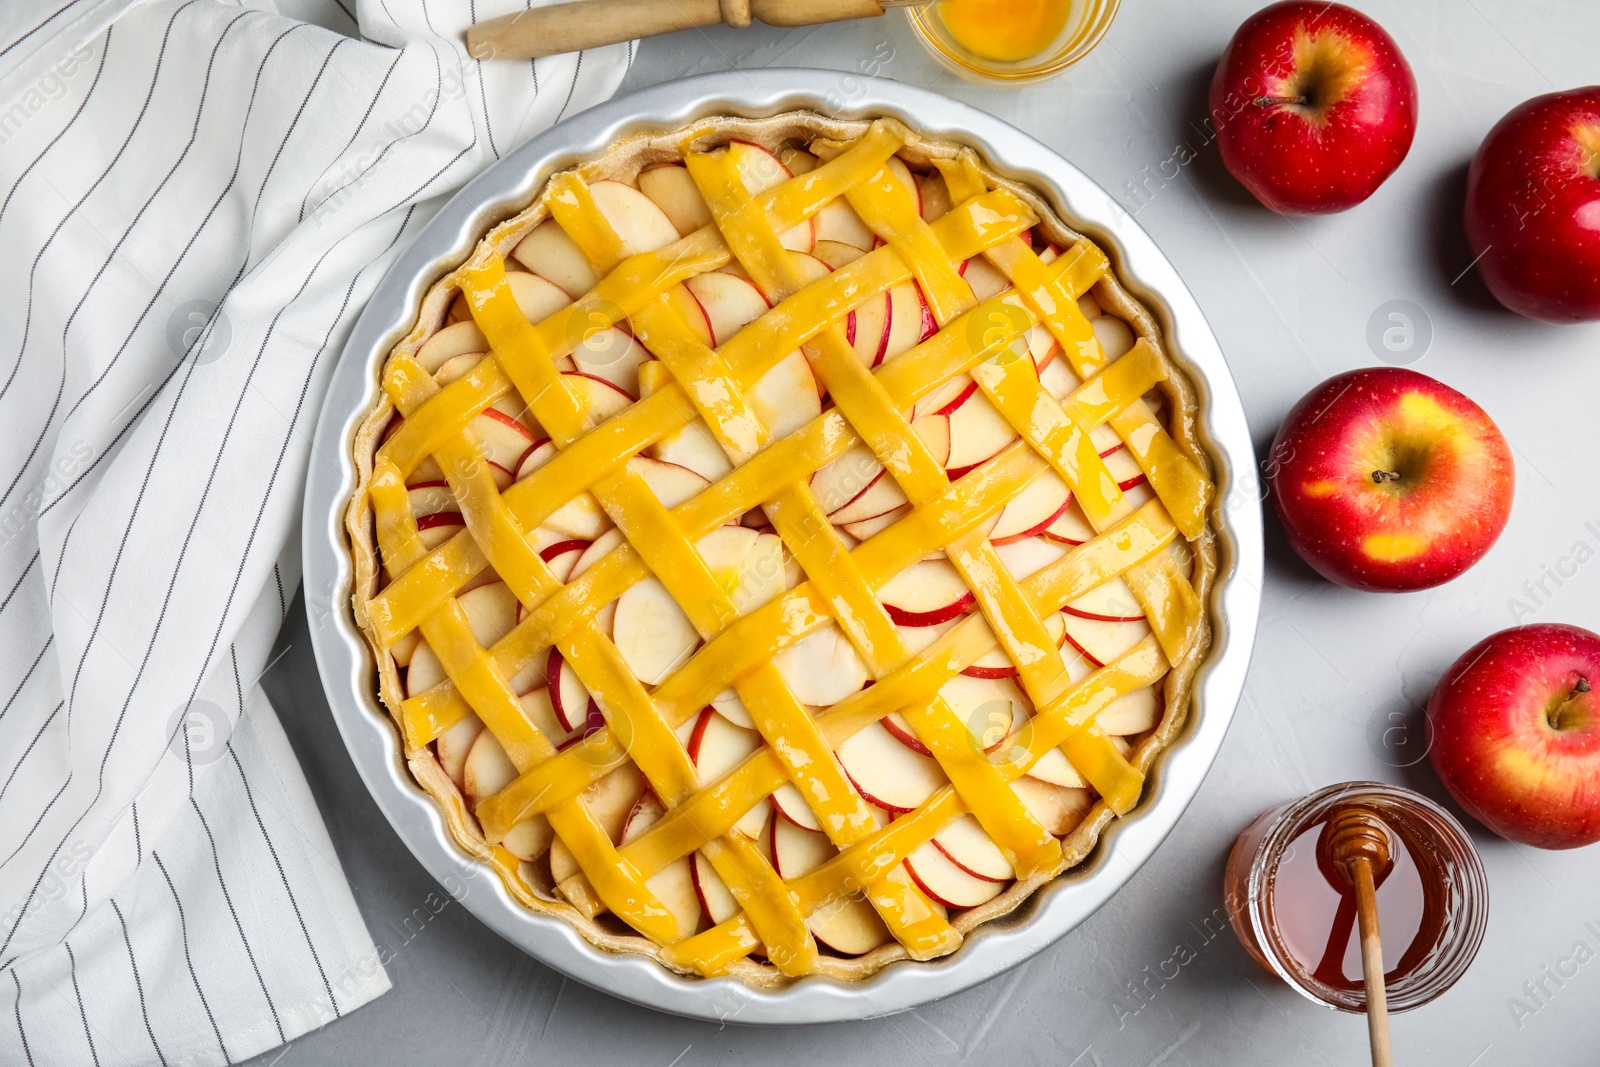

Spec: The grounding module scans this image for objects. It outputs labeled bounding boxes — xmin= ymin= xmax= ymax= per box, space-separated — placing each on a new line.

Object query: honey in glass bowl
xmin=907 ymin=0 xmax=1121 ymax=84
xmin=1224 ymin=782 xmax=1489 ymax=1013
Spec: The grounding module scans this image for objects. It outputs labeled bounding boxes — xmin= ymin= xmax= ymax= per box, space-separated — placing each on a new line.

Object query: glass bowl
xmin=905 ymin=0 xmax=1122 ymax=85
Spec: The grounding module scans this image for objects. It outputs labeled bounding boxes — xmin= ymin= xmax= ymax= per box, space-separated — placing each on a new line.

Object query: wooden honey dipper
xmin=1318 ymin=807 xmax=1397 ymax=1067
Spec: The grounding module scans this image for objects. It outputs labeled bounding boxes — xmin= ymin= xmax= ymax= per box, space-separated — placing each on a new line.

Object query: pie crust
xmin=345 ymin=111 xmax=1217 ymax=986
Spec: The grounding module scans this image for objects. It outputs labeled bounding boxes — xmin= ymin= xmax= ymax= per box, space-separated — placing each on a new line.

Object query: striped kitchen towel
xmin=0 ymin=1 xmax=630 ymax=1063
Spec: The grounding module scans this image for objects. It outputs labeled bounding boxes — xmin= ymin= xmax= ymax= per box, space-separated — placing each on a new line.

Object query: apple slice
xmin=813 ymin=239 xmax=866 ymax=270
xmin=990 ymin=472 xmax=1071 ymax=545
xmin=590 ymin=179 xmax=679 ymax=255
xmin=463 ymin=728 xmax=518 ymax=802
xmin=1065 ymin=576 xmax=1144 ymax=621
xmin=389 ymin=629 xmax=422 ymax=667
xmin=771 ymin=817 xmax=892 ymax=955
xmin=1097 ymin=685 xmax=1159 ymax=735
xmin=1061 ymin=613 xmax=1152 ymax=668
xmin=472 ymin=408 xmax=539 ymax=475
xmin=994 ymin=535 xmax=1068 ymax=582
xmin=1042 ymin=499 xmax=1095 ymax=545
xmin=540 ymin=539 xmax=589 ymax=584
xmin=620 ymin=793 xmax=701 ymax=939
xmin=905 ymin=841 xmax=1006 ymax=908
xmin=405 ymin=644 xmax=445 ymax=697
xmin=407 ymin=480 xmax=457 ymax=520
xmin=1092 ymin=315 xmax=1135 ymax=361
xmin=586 ymin=763 xmax=650 ymax=844
xmin=507 ymin=271 xmax=573 ymax=324
xmin=614 ymin=576 xmax=700 ymax=685
xmin=570 ymin=528 xmax=622 ymax=579
xmin=417 ymin=320 xmax=487 ymax=373
xmin=566 ymin=326 xmax=649 ymax=397
xmin=687 ymin=708 xmax=771 ymax=837
xmin=517 ymin=445 xmax=609 ymax=541
xmin=726 ymin=141 xmax=814 ymax=250
xmin=662 ymin=282 xmax=715 ymax=347
xmin=546 ymin=648 xmax=599 ymax=733
xmin=878 ymin=558 xmax=974 ymax=626
xmin=945 ymin=391 xmax=1018 ymax=475
xmin=520 ymin=685 xmax=578 ymax=747
xmin=771 ymin=783 xmax=822 ymax=831
xmin=627 ymin=454 xmax=710 ymax=508
xmin=840 ymin=506 xmax=908 ymax=542
xmin=811 ymin=444 xmax=886 ymax=516
xmin=748 ymin=351 xmax=821 ymax=439
xmin=652 ymin=418 xmax=733 ymax=481
xmin=1027 ymin=744 xmax=1088 ymax=789
xmin=911 ymin=413 xmax=951 ymax=468
xmin=829 ymin=470 xmax=906 ymax=526
xmin=638 ymin=164 xmax=713 ymax=236
xmin=513 ymin=219 xmax=599 ymax=297
xmin=938 ymin=673 xmax=1029 ymax=751
xmin=846 ymin=291 xmax=891 ymax=367
xmin=436 ymin=713 xmax=485 ymax=789
xmin=779 ymin=146 xmax=819 ymax=174
xmin=881 ymin=282 xmax=933 ymax=363
xmin=963 ymin=256 xmax=1010 ymax=301
xmin=563 ymin=371 xmax=633 ymax=423
xmin=502 ymin=813 xmax=554 ymax=863
xmin=690 ymin=851 xmax=739 ymax=925
xmin=933 ymin=813 xmax=1013 ymax=881
xmin=459 ymin=582 xmax=519 ymax=647
xmin=1038 ymin=355 xmax=1081 ymax=401
xmin=837 ymin=720 xmax=946 ymax=812
xmin=770 ymin=811 xmax=833 ymax=880
xmin=1010 ymin=776 xmax=1092 ymax=836
xmin=882 ymin=710 xmax=930 ymax=756
xmin=708 ymin=688 xmax=754 ymax=730
xmin=774 ymin=624 xmax=870 ymax=705
xmin=815 ymin=199 xmax=873 ymax=250
xmin=884 ymin=156 xmax=921 ymax=214
xmin=712 ymin=528 xmax=787 ymax=615
xmin=918 ymin=171 xmax=953 ymax=222
xmin=1100 ymin=444 xmax=1149 ymax=492
xmin=685 ymin=271 xmax=768 ymax=345
xmin=963 ymin=613 xmax=1067 ymax=679
xmin=897 ymin=616 xmax=961 ymax=656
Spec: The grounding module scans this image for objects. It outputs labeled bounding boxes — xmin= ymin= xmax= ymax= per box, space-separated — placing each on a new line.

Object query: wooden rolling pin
xmin=467 ymin=0 xmax=924 ymax=61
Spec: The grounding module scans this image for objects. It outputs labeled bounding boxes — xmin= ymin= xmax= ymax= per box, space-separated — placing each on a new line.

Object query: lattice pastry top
xmin=347 ymin=111 xmax=1218 ymax=986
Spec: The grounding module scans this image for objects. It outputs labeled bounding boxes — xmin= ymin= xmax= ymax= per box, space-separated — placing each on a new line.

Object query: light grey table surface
xmin=247 ymin=3 xmax=1600 ymax=1064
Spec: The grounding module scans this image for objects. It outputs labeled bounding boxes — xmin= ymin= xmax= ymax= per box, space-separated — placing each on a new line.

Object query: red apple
xmin=1267 ymin=368 xmax=1513 ymax=591
xmin=1428 ymin=624 xmax=1600 ymax=849
xmin=1210 ymin=2 xmax=1417 ymax=214
xmin=1464 ymin=87 xmax=1600 ymax=323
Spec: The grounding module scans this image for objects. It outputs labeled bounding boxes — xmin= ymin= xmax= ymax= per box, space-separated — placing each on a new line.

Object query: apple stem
xmin=1370 ymin=470 xmax=1402 ymax=484
xmin=1550 ymin=676 xmax=1592 ymax=731
xmin=1254 ymin=94 xmax=1309 ymax=108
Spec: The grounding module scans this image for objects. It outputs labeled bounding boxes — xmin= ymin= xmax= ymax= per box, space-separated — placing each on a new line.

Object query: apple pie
xmin=346 ymin=111 xmax=1217 ymax=985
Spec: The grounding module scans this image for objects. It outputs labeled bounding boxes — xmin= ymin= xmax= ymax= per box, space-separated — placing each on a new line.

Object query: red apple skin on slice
xmin=771 ymin=783 xmax=822 ymax=831
xmin=905 ymin=841 xmax=1006 ymax=908
xmin=944 ymin=391 xmax=1018 ymax=475
xmin=990 ymin=472 xmax=1072 ymax=545
xmin=540 ymin=539 xmax=589 ymax=584
xmin=882 ymin=710 xmax=931 ymax=757
xmin=1042 ymin=498 xmax=1095 ymax=545
xmin=837 ymin=721 xmax=946 ymax=812
xmin=690 ymin=850 xmax=740 ymax=925
xmin=933 ymin=813 xmax=1014 ymax=881
xmin=878 ymin=558 xmax=975 ymax=627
